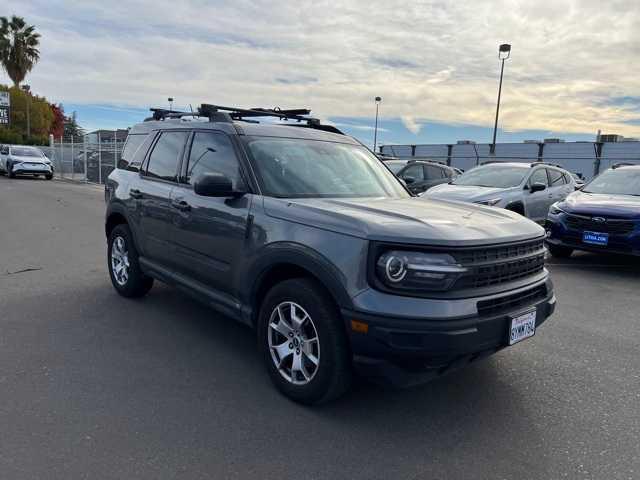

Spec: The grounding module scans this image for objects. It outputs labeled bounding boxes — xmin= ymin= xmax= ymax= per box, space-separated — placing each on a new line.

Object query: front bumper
xmin=342 ymin=279 xmax=555 ymax=387
xmin=546 ymin=213 xmax=640 ymax=256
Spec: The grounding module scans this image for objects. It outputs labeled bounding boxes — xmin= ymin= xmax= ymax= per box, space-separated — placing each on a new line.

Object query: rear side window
xmin=548 ymin=169 xmax=566 ymax=186
xmin=119 ymin=134 xmax=146 ymax=170
xmin=186 ymin=131 xmax=243 ymax=188
xmin=425 ymin=165 xmax=445 ymax=179
xmin=529 ymin=168 xmax=549 ymax=186
xmin=145 ymin=131 xmax=188 ymax=181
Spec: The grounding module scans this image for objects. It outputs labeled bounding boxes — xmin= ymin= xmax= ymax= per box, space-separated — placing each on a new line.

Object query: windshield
xmin=244 ymin=137 xmax=409 ymax=198
xmin=11 ymin=147 xmax=42 ymax=157
xmin=452 ymin=165 xmax=527 ymax=188
xmin=582 ymin=169 xmax=640 ymax=196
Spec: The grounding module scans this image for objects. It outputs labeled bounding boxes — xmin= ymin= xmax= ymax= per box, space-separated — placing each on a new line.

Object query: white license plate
xmin=509 ymin=310 xmax=536 ymax=345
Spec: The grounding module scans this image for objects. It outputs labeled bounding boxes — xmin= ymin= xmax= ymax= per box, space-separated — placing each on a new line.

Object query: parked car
xmin=396 ymin=160 xmax=457 ymax=194
xmin=423 ymin=162 xmax=576 ymax=224
xmin=571 ymin=172 xmax=585 ymax=190
xmin=105 ymin=104 xmax=555 ymax=405
xmin=0 ymin=145 xmax=53 ymax=179
xmin=546 ymin=164 xmax=640 ymax=257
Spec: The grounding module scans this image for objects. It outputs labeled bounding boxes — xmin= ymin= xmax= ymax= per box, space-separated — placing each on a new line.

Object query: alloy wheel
xmin=111 ymin=236 xmax=130 ymax=286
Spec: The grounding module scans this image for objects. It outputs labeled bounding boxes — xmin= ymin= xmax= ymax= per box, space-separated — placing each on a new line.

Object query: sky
xmin=2 ymin=0 xmax=639 ymax=147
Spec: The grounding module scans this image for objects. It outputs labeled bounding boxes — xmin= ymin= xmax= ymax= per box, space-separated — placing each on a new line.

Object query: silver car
xmin=422 ymin=162 xmax=576 ymax=224
xmin=0 ymin=145 xmax=53 ymax=179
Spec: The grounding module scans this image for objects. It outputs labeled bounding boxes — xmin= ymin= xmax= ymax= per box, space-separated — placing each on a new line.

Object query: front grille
xmin=564 ymin=214 xmax=636 ymax=235
xmin=477 ymin=284 xmax=547 ymax=316
xmin=452 ymin=239 xmax=546 ymax=289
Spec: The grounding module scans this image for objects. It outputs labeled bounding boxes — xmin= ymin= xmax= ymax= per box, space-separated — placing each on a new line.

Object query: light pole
xmin=490 ymin=44 xmax=511 ymax=155
xmin=22 ymin=84 xmax=31 ymax=138
xmin=168 ymin=97 xmax=174 ymax=112
xmin=373 ymin=96 xmax=382 ymax=153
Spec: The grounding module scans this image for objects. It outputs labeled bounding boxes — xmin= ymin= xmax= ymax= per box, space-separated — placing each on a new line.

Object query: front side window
xmin=186 ymin=131 xmax=243 ymax=188
xmin=401 ymin=164 xmax=425 ymax=181
xmin=582 ymin=169 xmax=640 ymax=196
xmin=244 ymin=137 xmax=408 ymax=198
xmin=453 ymin=165 xmax=528 ymax=188
xmin=529 ymin=168 xmax=549 ymax=187
xmin=145 ymin=131 xmax=188 ymax=181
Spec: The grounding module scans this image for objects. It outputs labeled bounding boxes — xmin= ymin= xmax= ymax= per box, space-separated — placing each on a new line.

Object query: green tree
xmin=0 ymin=84 xmax=54 ymax=145
xmin=0 ymin=16 xmax=41 ymax=87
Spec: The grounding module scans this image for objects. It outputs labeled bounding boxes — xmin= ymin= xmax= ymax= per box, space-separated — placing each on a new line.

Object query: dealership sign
xmin=0 ymin=91 xmax=9 ymax=126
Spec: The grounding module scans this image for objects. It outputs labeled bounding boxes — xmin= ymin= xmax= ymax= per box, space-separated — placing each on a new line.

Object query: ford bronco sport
xmin=105 ymin=104 xmax=556 ymax=404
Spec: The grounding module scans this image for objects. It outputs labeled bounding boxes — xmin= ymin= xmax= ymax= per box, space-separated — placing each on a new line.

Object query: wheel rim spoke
xmin=111 ymin=236 xmax=130 ymax=286
xmin=267 ymin=301 xmax=320 ymax=386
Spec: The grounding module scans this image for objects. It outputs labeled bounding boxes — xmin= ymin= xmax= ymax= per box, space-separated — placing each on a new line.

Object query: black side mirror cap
xmin=194 ymin=172 xmax=245 ymax=197
xmin=529 ymin=182 xmax=547 ymax=193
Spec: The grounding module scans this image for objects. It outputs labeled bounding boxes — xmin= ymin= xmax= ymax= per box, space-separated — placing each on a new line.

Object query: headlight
xmin=375 ymin=251 xmax=467 ymax=292
xmin=549 ymin=203 xmax=565 ymax=215
xmin=475 ymin=198 xmax=502 ymax=206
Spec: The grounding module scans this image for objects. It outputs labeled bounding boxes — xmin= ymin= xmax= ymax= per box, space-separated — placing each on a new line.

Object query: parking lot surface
xmin=1 ymin=176 xmax=638 ymax=479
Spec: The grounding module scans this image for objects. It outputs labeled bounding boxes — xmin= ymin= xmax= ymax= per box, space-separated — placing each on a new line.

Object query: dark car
xmin=396 ymin=160 xmax=456 ymax=194
xmin=105 ymin=104 xmax=555 ymax=404
xmin=546 ymin=164 xmax=640 ymax=257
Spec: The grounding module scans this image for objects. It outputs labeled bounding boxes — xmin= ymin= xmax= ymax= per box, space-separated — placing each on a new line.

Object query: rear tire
xmin=547 ymin=244 xmax=573 ymax=258
xmin=258 ymin=278 xmax=352 ymax=405
xmin=107 ymin=224 xmax=153 ymax=298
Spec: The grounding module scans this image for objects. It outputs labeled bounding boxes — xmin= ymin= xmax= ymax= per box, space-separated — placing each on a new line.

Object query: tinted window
xmin=425 ymin=165 xmax=444 ymax=179
xmin=548 ymin=169 xmax=566 ymax=186
xmin=529 ymin=168 xmax=549 ymax=186
xmin=187 ymin=132 xmax=242 ymax=188
xmin=1 ymin=145 xmax=8 ymax=154
xmin=11 ymin=147 xmax=41 ymax=157
xmin=401 ymin=164 xmax=424 ymax=181
xmin=119 ymin=134 xmax=147 ymax=170
xmin=145 ymin=131 xmax=188 ymax=181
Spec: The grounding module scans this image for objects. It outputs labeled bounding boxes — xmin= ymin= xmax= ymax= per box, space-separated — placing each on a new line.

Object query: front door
xmin=168 ymin=130 xmax=252 ymax=296
xmin=524 ymin=167 xmax=551 ymax=223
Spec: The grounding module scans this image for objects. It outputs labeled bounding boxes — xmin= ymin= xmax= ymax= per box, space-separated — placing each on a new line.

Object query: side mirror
xmin=403 ymin=176 xmax=416 ymax=185
xmin=530 ymin=182 xmax=547 ymax=193
xmin=194 ymin=172 xmax=244 ymax=197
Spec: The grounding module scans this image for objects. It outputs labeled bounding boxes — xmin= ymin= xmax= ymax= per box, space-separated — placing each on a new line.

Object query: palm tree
xmin=0 ymin=16 xmax=41 ymax=87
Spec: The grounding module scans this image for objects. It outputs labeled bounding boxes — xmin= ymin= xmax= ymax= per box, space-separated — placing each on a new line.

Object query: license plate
xmin=583 ymin=231 xmax=608 ymax=246
xmin=509 ymin=310 xmax=536 ymax=345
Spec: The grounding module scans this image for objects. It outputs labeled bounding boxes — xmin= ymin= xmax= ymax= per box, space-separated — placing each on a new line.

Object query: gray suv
xmin=105 ymin=105 xmax=556 ymax=404
xmin=423 ymin=162 xmax=576 ymax=224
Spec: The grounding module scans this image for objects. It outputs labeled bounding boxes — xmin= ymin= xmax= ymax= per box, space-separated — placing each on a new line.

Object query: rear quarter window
xmin=118 ymin=133 xmax=147 ymax=171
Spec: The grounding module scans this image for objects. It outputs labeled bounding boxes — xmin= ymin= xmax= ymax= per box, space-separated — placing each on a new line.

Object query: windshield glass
xmin=11 ymin=147 xmax=42 ymax=157
xmin=452 ymin=165 xmax=527 ymax=188
xmin=244 ymin=137 xmax=409 ymax=198
xmin=582 ymin=169 xmax=640 ymax=196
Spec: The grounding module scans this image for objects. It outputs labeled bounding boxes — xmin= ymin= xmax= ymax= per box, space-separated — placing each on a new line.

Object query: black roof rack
xmin=144 ymin=104 xmax=344 ymax=135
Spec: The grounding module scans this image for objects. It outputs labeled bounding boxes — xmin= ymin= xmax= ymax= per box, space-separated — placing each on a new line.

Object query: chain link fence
xmin=42 ymin=130 xmax=126 ymax=184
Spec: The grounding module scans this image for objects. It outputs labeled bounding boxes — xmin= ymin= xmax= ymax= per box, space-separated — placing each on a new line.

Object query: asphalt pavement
xmin=0 ymin=176 xmax=638 ymax=479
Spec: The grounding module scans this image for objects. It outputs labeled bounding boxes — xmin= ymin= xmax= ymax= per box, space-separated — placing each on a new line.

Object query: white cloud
xmin=2 ymin=0 xmax=639 ymax=136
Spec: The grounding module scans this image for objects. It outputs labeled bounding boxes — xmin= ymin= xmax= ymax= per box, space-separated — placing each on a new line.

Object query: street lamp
xmin=373 ymin=96 xmax=382 ymax=153
xmin=168 ymin=97 xmax=174 ymax=112
xmin=490 ymin=43 xmax=511 ymax=155
xmin=21 ymin=84 xmax=31 ymax=138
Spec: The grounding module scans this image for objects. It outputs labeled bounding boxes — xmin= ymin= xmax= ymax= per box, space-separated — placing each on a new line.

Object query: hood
xmin=10 ymin=155 xmax=47 ymax=164
xmin=425 ymin=183 xmax=514 ymax=203
xmin=263 ymin=196 xmax=544 ymax=246
xmin=561 ymin=191 xmax=640 ymax=219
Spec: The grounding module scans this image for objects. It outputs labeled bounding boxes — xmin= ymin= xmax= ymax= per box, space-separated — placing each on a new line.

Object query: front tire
xmin=547 ymin=243 xmax=573 ymax=258
xmin=8 ymin=163 xmax=15 ymax=178
xmin=45 ymin=173 xmax=53 ymax=180
xmin=107 ymin=224 xmax=153 ymax=298
xmin=258 ymin=278 xmax=352 ymax=405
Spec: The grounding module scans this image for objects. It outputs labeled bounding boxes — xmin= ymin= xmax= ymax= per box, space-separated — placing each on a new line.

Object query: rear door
xmin=168 ymin=130 xmax=252 ymax=294
xmin=524 ymin=167 xmax=551 ymax=223
xmin=135 ymin=130 xmax=189 ymax=264
xmin=423 ymin=165 xmax=450 ymax=191
xmin=547 ymin=168 xmax=573 ymax=204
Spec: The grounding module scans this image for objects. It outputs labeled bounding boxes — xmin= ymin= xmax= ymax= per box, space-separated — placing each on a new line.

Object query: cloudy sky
xmin=2 ymin=0 xmax=639 ymax=145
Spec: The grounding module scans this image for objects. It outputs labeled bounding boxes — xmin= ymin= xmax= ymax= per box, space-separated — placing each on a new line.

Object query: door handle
xmin=171 ymin=199 xmax=191 ymax=212
xmin=130 ymin=189 xmax=143 ymax=199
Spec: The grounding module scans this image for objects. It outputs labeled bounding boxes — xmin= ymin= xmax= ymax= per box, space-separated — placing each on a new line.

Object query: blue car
xmin=546 ymin=164 xmax=640 ymax=257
